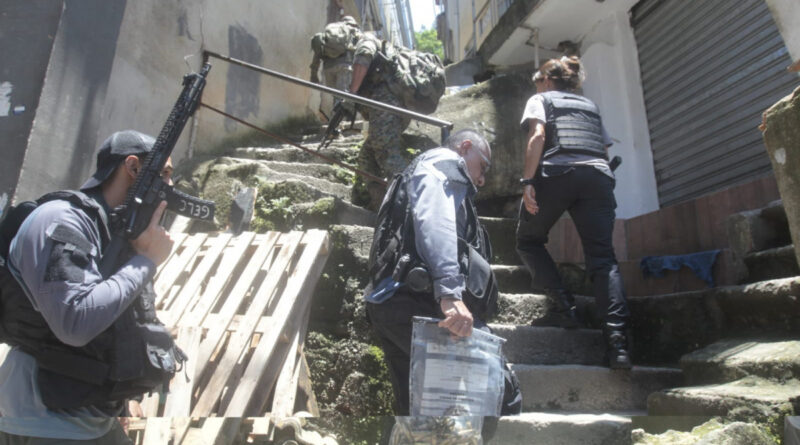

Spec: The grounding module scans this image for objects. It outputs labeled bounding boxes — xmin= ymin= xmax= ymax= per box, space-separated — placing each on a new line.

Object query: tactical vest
xmin=0 ymin=191 xmax=185 ymax=410
xmin=540 ymin=91 xmax=607 ymax=160
xmin=366 ymin=154 xmax=498 ymax=319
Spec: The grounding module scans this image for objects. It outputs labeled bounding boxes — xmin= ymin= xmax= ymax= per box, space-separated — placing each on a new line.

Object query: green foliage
xmin=415 ymin=28 xmax=444 ymax=60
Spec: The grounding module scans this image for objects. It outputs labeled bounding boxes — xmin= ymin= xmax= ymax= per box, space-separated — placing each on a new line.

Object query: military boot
xmin=604 ymin=322 xmax=632 ymax=369
xmin=531 ymin=289 xmax=581 ymax=329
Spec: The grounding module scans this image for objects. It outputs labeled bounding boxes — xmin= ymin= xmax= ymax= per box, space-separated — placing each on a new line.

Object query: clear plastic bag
xmin=409 ymin=316 xmax=506 ymax=417
xmin=387 ymin=317 xmax=507 ymax=445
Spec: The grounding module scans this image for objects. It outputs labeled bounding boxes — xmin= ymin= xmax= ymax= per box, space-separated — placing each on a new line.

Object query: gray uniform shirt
xmin=407 ymin=148 xmax=474 ymax=302
xmin=0 ymin=198 xmax=156 ymax=439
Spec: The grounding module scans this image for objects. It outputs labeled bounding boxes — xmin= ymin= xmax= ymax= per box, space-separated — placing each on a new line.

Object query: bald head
xmin=446 ymin=129 xmax=492 ymax=187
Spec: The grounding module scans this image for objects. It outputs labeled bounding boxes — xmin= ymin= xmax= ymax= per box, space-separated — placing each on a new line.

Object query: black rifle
xmin=317 ymin=99 xmax=355 ymax=151
xmin=99 ymin=63 xmax=215 ymax=277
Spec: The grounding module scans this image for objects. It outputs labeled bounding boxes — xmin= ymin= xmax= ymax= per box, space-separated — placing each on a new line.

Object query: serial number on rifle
xmin=178 ymin=199 xmax=212 ymax=220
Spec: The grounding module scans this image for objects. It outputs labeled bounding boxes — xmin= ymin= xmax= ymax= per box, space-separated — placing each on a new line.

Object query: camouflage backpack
xmin=311 ymin=21 xmax=359 ymax=59
xmin=378 ymin=42 xmax=446 ymax=115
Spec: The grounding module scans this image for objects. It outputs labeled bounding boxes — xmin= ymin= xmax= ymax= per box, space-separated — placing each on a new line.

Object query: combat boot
xmin=604 ymin=322 xmax=632 ymax=369
xmin=531 ymin=289 xmax=581 ymax=329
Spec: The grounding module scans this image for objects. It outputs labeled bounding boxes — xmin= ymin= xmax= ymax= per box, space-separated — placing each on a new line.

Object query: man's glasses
xmin=472 ymin=145 xmax=491 ymax=176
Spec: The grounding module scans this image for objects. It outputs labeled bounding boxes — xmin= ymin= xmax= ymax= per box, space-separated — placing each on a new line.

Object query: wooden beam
xmin=223 ymin=230 xmax=329 ymax=417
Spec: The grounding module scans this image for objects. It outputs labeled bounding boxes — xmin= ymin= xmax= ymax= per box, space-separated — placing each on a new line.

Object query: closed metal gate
xmin=632 ymin=0 xmax=798 ymax=207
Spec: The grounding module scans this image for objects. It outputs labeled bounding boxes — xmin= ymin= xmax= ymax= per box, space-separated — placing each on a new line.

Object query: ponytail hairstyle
xmin=533 ymin=55 xmax=585 ymax=92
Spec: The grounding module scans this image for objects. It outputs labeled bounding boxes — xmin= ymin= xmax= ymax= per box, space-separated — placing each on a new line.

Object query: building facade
xmin=437 ymin=0 xmax=800 ymax=218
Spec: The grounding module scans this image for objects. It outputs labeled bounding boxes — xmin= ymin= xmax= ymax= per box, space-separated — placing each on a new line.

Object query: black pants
xmin=366 ymin=290 xmax=522 ymax=416
xmin=515 ymin=166 xmax=630 ymax=325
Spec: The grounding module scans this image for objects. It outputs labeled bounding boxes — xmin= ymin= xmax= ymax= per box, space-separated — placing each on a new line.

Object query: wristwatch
xmin=519 ymin=177 xmax=536 ymax=187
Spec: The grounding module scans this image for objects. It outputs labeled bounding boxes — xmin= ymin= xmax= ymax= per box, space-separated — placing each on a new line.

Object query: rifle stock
xmin=100 ymin=64 xmax=214 ymax=277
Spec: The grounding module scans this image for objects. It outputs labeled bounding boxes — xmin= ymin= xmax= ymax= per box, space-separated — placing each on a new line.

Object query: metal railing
xmin=199 ymin=51 xmax=454 ymax=186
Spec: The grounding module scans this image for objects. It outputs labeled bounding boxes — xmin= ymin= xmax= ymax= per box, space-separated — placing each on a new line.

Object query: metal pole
xmin=200 ymin=102 xmax=388 ymax=186
xmin=204 ymin=51 xmax=453 ymax=132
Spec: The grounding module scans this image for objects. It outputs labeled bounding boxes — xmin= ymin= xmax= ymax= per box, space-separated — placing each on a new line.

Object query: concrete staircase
xmin=191 ymin=131 xmax=800 ymax=443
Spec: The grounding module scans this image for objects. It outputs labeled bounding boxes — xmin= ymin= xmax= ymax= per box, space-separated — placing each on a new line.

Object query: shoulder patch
xmin=44 ymin=223 xmax=96 ymax=283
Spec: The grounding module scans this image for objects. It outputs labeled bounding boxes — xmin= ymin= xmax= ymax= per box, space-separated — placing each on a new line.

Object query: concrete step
xmin=647 ymin=376 xmax=800 ymax=418
xmin=490 ymin=324 xmax=605 ymax=366
xmin=727 ymin=199 xmax=790 ymax=257
xmin=680 ymin=338 xmax=800 ymax=385
xmin=744 ymin=244 xmax=799 ymax=283
xmin=492 ymin=265 xmax=530 ymax=294
xmin=492 ymin=264 xmax=593 ymax=296
xmin=627 ymin=277 xmax=800 ymax=365
xmin=479 ymin=217 xmax=522 ymax=265
xmin=487 ymin=412 xmax=633 ymax=445
xmin=492 ymin=293 xmax=602 ymax=328
xmin=512 ymin=364 xmax=683 ymax=412
xmin=232 ymin=136 xmax=360 ymax=164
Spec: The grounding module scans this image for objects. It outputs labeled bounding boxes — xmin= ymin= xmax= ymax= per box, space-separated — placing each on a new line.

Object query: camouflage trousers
xmin=319 ymin=63 xmax=352 ymax=120
xmin=357 ymin=84 xmax=411 ymax=209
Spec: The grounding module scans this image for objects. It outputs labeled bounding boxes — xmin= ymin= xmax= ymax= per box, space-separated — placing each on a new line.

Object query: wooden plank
xmin=140 ymin=392 xmax=160 ymax=417
xmin=155 ymin=233 xmax=206 ymax=298
xmin=161 ymin=233 xmax=232 ymax=327
xmin=202 ymin=314 xmax=273 ymax=336
xmin=197 ymin=418 xmax=241 ymax=445
xmin=192 ymin=232 xmax=304 ymax=416
xmin=142 ymin=417 xmax=171 ymax=445
xmin=163 ymin=327 xmax=201 ymax=416
xmin=269 ymin=284 xmax=314 ymax=418
xmin=297 ymin=354 xmax=320 ymax=416
xmin=195 ymin=232 xmax=280 ymax=381
xmin=270 ymin=328 xmax=303 ymax=417
xmin=224 ymin=230 xmax=329 ymax=416
xmin=178 ymin=232 xmax=255 ymax=328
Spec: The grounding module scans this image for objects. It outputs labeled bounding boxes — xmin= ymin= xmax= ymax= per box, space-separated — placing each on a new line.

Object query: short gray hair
xmin=445 ymin=129 xmax=490 ymax=153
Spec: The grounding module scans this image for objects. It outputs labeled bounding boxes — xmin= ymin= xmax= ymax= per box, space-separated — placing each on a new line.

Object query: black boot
xmin=604 ymin=322 xmax=632 ymax=369
xmin=531 ymin=289 xmax=581 ymax=329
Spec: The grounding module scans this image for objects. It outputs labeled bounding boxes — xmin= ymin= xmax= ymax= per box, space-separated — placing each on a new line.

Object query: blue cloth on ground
xmin=640 ymin=249 xmax=721 ymax=287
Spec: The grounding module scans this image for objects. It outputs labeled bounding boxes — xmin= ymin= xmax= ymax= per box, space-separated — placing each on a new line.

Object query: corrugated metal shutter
xmin=632 ymin=0 xmax=798 ymax=207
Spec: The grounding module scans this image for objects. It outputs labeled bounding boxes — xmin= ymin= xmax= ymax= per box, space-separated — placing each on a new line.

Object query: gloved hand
xmin=334 ymin=97 xmax=356 ymax=120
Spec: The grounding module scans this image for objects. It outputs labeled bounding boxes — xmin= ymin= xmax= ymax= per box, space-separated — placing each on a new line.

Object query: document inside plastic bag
xmin=409 ymin=316 xmax=506 ymax=417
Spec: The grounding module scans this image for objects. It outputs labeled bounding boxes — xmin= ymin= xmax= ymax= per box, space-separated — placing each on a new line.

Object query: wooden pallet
xmin=127 ymin=229 xmax=330 ymax=444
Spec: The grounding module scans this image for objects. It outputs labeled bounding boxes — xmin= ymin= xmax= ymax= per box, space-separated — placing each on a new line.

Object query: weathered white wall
xmin=99 ymin=0 xmax=328 ymax=162
xmin=766 ymin=0 xmax=800 ymax=61
xmin=581 ymin=11 xmax=660 ymax=218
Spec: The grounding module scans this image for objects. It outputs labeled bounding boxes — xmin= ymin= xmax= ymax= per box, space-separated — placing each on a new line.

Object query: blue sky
xmin=409 ymin=0 xmax=437 ymax=31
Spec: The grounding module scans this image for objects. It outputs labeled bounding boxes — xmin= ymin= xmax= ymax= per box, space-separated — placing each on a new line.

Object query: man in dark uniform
xmin=0 ymin=130 xmax=179 ymax=444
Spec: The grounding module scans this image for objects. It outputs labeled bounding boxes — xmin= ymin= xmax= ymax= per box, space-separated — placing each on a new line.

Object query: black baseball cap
xmin=80 ymin=130 xmax=156 ymax=190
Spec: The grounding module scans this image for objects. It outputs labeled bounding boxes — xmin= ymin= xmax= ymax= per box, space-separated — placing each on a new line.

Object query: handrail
xmin=203 ymin=50 xmax=453 ymax=142
xmin=199 ymin=102 xmax=387 ymax=186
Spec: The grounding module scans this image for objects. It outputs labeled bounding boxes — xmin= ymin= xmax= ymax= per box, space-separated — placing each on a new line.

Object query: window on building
xmin=496 ymin=0 xmax=513 ymax=17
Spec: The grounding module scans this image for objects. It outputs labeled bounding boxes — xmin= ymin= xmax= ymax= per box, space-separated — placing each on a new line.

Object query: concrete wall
xmin=766 ymin=0 xmax=800 ymax=61
xmin=580 ymin=11 xmax=660 ymax=218
xmin=14 ymin=0 xmax=127 ymax=204
xmin=0 ymin=1 xmax=63 ymax=216
xmin=98 ymin=0 xmax=329 ymax=163
xmin=10 ymin=1 xmax=332 ymax=205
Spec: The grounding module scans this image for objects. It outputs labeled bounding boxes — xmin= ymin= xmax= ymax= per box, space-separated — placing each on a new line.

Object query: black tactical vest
xmin=0 ymin=191 xmax=185 ymax=411
xmin=366 ymin=154 xmax=498 ymax=319
xmin=540 ymin=91 xmax=607 ymax=160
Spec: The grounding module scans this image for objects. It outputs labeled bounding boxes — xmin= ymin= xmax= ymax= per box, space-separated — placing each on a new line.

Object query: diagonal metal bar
xmin=203 ymin=50 xmax=453 ymax=135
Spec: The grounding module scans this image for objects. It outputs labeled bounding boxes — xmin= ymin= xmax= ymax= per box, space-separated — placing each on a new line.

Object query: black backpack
xmin=0 ymin=191 xmax=104 ymax=343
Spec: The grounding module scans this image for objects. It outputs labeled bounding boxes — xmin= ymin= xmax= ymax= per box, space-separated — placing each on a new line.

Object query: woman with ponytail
xmin=515 ymin=56 xmax=632 ymax=369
